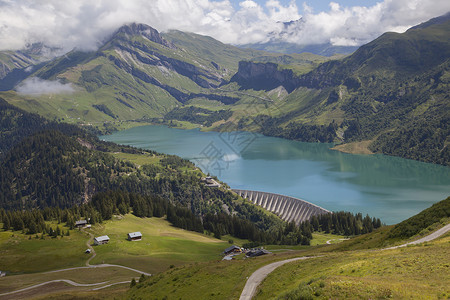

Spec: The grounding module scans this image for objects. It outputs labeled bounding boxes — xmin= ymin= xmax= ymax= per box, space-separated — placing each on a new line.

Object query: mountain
xmin=0 ymin=23 xmax=324 ymax=127
xmin=231 ymin=14 xmax=450 ymax=165
xmin=239 ymin=18 xmax=358 ymax=56
xmin=0 ymin=97 xmax=89 ymax=157
xmin=0 ymin=43 xmax=64 ymax=91
xmin=0 ymin=15 xmax=448 ymax=165
xmin=0 ymin=101 xmax=289 ymax=244
xmin=240 ymin=41 xmax=358 ymax=56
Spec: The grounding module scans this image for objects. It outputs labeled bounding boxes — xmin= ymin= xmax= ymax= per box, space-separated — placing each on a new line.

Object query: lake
xmin=101 ymin=125 xmax=450 ymax=224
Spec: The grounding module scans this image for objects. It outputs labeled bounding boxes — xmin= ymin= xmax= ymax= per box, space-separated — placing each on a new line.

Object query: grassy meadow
xmin=126 ymin=227 xmax=450 ymax=299
xmin=0 ymin=222 xmax=87 ymax=274
xmin=1 ymin=202 xmax=448 ymax=299
xmin=88 ymin=214 xmax=227 ymax=273
xmin=256 ymin=234 xmax=450 ymax=299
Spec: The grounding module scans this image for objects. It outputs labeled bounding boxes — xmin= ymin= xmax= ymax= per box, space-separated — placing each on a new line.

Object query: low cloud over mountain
xmin=0 ymin=0 xmax=449 ymax=52
xmin=16 ymin=78 xmax=75 ymax=95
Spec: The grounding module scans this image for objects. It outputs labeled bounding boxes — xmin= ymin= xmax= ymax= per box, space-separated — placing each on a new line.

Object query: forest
xmin=0 ymin=99 xmax=383 ymax=246
xmin=0 ymin=190 xmax=383 ymax=246
xmin=164 ymin=106 xmax=233 ymax=127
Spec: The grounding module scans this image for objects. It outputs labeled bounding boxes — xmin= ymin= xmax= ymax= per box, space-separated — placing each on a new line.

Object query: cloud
xmin=284 ymin=0 xmax=450 ymax=46
xmin=16 ymin=77 xmax=75 ymax=95
xmin=0 ymin=0 xmax=449 ymax=52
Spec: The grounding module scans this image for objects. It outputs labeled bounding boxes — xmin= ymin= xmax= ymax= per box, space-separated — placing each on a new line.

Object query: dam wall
xmin=232 ymin=189 xmax=330 ymax=225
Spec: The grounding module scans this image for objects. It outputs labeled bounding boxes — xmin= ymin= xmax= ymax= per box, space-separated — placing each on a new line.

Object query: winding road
xmin=382 ymin=223 xmax=450 ymax=250
xmin=0 ymin=228 xmax=151 ymax=297
xmin=0 ymin=280 xmax=109 ymax=297
xmin=239 ymin=257 xmax=314 ymax=300
xmin=239 ymin=224 xmax=450 ymax=300
xmin=2 ymin=224 xmax=448 ymax=298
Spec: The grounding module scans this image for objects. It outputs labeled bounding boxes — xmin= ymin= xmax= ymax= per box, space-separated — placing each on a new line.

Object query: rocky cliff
xmin=230 ymin=61 xmax=301 ymax=93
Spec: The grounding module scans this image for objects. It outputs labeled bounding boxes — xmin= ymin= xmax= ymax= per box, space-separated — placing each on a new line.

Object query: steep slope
xmin=0 ymin=24 xmax=239 ymax=125
xmin=0 ymin=50 xmax=35 ymax=80
xmin=0 ymin=97 xmax=90 ymax=157
xmin=1 ymin=23 xmax=331 ymax=132
xmin=232 ymin=14 xmax=450 ymax=165
xmin=127 ymin=197 xmax=450 ymax=299
xmin=0 ymin=43 xmax=63 ymax=90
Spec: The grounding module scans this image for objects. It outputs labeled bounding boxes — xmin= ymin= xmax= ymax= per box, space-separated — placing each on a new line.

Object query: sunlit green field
xmin=88 ymin=215 xmax=227 ymax=273
xmin=256 ymin=234 xmax=450 ymax=299
xmin=0 ymin=222 xmax=87 ymax=274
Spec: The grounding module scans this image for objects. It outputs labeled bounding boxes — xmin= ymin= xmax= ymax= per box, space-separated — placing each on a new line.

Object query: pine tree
xmin=130 ymin=278 xmax=136 ymax=288
xmin=3 ymin=215 xmax=10 ymax=231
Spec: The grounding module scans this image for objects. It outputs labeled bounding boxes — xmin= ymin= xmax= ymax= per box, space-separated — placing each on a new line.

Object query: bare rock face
xmin=115 ymin=23 xmax=176 ymax=49
xmin=230 ymin=61 xmax=301 ymax=93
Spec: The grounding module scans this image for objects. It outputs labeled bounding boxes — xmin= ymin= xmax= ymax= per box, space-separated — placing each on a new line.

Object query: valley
xmin=0 ymin=5 xmax=449 ymax=300
xmin=102 ymin=124 xmax=450 ymax=225
xmin=1 ymin=15 xmax=448 ymax=165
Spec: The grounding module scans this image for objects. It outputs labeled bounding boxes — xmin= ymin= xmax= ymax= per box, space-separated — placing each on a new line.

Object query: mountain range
xmin=240 ymin=18 xmax=358 ymax=56
xmin=0 ymin=13 xmax=449 ymax=165
xmin=0 ymin=12 xmax=449 ymax=300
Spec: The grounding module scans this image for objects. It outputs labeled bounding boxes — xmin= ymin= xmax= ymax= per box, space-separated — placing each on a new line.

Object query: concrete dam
xmin=232 ymin=189 xmax=330 ymax=225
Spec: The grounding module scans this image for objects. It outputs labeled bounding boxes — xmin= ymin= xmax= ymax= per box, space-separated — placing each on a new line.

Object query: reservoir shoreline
xmin=101 ymin=124 xmax=450 ymax=225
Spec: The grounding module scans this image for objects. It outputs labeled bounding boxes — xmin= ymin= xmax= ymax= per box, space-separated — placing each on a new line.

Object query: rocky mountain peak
xmin=115 ymin=23 xmax=175 ymax=49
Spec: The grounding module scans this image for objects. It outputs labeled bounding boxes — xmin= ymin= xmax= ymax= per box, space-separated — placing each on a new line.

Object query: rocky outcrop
xmin=115 ymin=23 xmax=175 ymax=49
xmin=230 ymin=61 xmax=301 ymax=93
xmin=111 ymin=39 xmax=222 ymax=88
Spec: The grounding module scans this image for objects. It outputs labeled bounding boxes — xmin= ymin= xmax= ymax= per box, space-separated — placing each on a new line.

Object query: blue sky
xmin=0 ymin=0 xmax=449 ymax=52
xmin=228 ymin=0 xmax=381 ymax=14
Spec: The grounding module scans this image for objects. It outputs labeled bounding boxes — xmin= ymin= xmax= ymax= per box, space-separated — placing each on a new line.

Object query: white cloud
xmin=16 ymin=77 xmax=75 ymax=95
xmin=287 ymin=0 xmax=450 ymax=46
xmin=0 ymin=0 xmax=448 ymax=52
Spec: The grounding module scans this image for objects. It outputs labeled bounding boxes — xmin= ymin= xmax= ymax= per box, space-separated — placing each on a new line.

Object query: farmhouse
xmin=127 ymin=232 xmax=142 ymax=241
xmin=75 ymin=219 xmax=87 ymax=228
xmin=246 ymin=249 xmax=271 ymax=257
xmin=223 ymin=245 xmax=242 ymax=255
xmin=94 ymin=235 xmax=110 ymax=245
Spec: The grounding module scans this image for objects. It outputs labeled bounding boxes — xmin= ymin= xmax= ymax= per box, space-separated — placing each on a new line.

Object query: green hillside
xmin=0 ymin=16 xmax=448 ymax=166
xmin=127 ymin=197 xmax=450 ymax=299
xmin=0 ymin=23 xmax=330 ymax=134
xmin=229 ymin=15 xmax=450 ymax=165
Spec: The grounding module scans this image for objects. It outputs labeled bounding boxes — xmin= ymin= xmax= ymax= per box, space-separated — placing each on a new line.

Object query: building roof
xmin=223 ymin=245 xmax=241 ymax=253
xmin=128 ymin=232 xmax=142 ymax=238
xmin=75 ymin=220 xmax=87 ymax=225
xmin=246 ymin=249 xmax=271 ymax=257
xmin=94 ymin=235 xmax=110 ymax=242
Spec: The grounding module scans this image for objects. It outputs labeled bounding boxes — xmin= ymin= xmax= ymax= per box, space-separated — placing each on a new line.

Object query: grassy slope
xmin=88 ymin=214 xmax=227 ymax=274
xmin=0 ymin=27 xmax=335 ymax=133
xmin=0 ymin=267 xmax=138 ymax=296
xmin=127 ymin=251 xmax=296 ymax=300
xmin=0 ymin=214 xmax=227 ymax=276
xmin=0 ymin=222 xmax=86 ymax=274
xmin=127 ymin=197 xmax=450 ymax=299
xmin=0 ymin=216 xmax=340 ymax=298
xmin=0 ymin=214 xmax=230 ymax=298
xmin=126 ymin=231 xmax=450 ymax=300
xmin=256 ymin=235 xmax=450 ymax=299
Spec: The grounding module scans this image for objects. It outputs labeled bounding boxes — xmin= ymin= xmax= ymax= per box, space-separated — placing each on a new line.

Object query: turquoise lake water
xmin=101 ymin=125 xmax=450 ymax=224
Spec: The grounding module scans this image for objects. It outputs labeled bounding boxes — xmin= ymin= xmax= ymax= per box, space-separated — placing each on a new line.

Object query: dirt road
xmin=239 ymin=257 xmax=313 ymax=300
xmin=240 ymin=224 xmax=450 ymax=299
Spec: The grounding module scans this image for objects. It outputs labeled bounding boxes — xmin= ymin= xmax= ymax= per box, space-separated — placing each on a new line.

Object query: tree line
xmin=0 ymin=189 xmax=383 ymax=246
